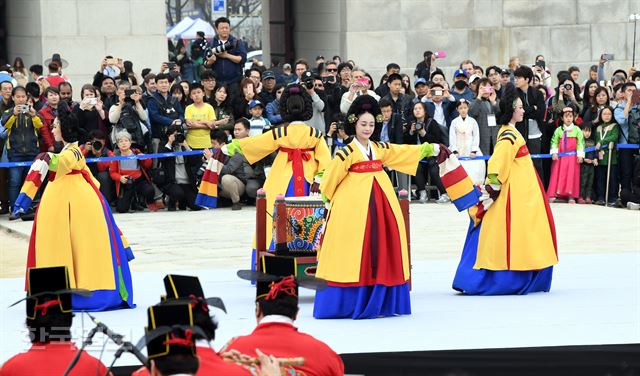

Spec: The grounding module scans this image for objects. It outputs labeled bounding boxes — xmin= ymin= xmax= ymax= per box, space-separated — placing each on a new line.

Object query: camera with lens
xmin=92 ymin=140 xmax=103 ymax=151
xmin=124 ymin=89 xmax=136 ymax=102
xmin=166 ymin=120 xmax=186 ymax=146
xmin=336 ymin=120 xmax=345 ymax=131
xmin=563 ymin=83 xmax=573 ymax=91
xmin=301 ymin=71 xmax=315 ymax=89
xmin=203 ymin=40 xmax=233 ymax=59
xmin=415 ymin=121 xmax=424 ymax=131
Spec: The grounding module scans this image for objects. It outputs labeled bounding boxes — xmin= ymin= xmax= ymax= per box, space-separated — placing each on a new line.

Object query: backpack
xmin=626 ymin=106 xmax=640 ymax=144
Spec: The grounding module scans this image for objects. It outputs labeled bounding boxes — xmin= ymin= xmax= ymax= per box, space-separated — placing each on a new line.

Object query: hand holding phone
xmin=631 ymin=89 xmax=640 ymax=105
xmin=601 ymin=53 xmax=614 ymax=61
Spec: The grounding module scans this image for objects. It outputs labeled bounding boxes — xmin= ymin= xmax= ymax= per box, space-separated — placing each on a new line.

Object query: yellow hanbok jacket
xmin=31 ymin=144 xmax=116 ymax=290
xmin=475 ymin=125 xmax=558 ymax=271
xmin=238 ymin=122 xmax=331 ymax=249
xmin=316 ymin=140 xmax=435 ymax=283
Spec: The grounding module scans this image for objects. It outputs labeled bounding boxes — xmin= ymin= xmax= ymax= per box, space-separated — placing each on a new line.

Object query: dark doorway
xmin=268 ymin=0 xmax=294 ymax=64
xmin=0 ymin=0 xmax=6 ymax=65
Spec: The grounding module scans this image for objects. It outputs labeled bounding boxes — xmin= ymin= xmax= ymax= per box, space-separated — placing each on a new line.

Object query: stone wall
xmin=6 ymin=0 xmax=167 ymax=99
xmin=291 ymin=0 xmax=640 ymax=86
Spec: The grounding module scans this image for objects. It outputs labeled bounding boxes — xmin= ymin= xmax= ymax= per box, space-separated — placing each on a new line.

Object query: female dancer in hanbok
xmin=314 ymin=95 xmax=449 ymax=319
xmin=223 ymin=84 xmax=331 ymax=253
xmin=25 ymin=113 xmax=134 ymax=311
xmin=452 ymin=83 xmax=558 ymax=295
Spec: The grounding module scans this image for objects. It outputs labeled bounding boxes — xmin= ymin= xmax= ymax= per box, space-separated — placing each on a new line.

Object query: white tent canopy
xmin=166 ymin=17 xmax=215 ymax=39
xmin=166 ymin=17 xmax=194 ymax=38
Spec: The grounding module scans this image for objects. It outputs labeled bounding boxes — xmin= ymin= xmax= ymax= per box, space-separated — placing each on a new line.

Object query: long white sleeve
xmin=449 ymin=118 xmax=459 ymax=153
xmin=471 ymin=118 xmax=480 ymax=152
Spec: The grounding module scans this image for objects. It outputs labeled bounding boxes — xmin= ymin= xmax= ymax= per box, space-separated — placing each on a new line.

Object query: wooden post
xmin=399 ymin=189 xmax=411 ymax=290
xmin=255 ymin=188 xmax=266 ymax=272
xmin=274 ymin=194 xmax=288 ymax=256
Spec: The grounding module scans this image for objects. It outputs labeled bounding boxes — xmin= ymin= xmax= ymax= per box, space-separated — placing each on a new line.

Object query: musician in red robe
xmin=132 ymin=275 xmax=249 ymax=376
xmin=223 ymin=257 xmax=344 ymax=376
xmin=0 ymin=266 xmax=111 ymax=376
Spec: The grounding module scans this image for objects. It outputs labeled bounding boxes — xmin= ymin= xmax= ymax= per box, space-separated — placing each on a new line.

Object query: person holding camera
xmin=157 ymin=125 xmax=201 ymax=211
xmin=339 ymin=69 xmax=380 ymax=114
xmin=2 ymin=86 xmax=44 ymax=217
xmin=552 ymin=77 xmax=584 ymax=116
xmin=72 ymin=84 xmax=107 ymax=145
xmin=203 ymin=17 xmax=247 ymax=89
xmin=109 ymin=130 xmax=155 ymax=213
xmin=81 ymin=129 xmax=115 ymax=204
xmin=405 ymin=101 xmax=449 ymax=203
xmin=300 ymin=70 xmax=326 ymax=134
xmin=109 ymin=81 xmax=148 ymax=150
xmin=469 ymin=78 xmax=501 ymax=156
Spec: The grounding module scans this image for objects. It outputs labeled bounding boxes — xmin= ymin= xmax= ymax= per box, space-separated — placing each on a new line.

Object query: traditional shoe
xmin=231 ymin=203 xmax=242 ymax=211
xmin=568 ymin=199 xmax=576 ymax=204
xmin=585 ymin=197 xmax=593 ymax=204
xmin=548 ymin=197 xmax=556 ymax=203
xmin=147 ymin=202 xmax=159 ymax=212
xmin=577 ymin=198 xmax=586 ymax=204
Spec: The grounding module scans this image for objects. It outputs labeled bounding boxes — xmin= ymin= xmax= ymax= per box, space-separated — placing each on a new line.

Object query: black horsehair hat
xmin=161 ymin=274 xmax=226 ymax=313
xmin=237 ymin=255 xmax=327 ymax=300
xmin=144 ymin=303 xmax=203 ymax=360
xmin=10 ymin=266 xmax=91 ymax=320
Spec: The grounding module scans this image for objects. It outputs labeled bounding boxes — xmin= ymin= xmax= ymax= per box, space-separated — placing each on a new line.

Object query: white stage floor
xmin=1 ymin=251 xmax=638 ymax=368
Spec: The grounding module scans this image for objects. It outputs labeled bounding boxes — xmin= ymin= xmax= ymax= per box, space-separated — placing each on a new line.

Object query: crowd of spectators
xmin=1 ymin=16 xmax=640 ymax=219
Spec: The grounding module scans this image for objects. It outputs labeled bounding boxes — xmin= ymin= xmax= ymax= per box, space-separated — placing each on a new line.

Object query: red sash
xmin=280 ymin=147 xmax=314 ymax=196
xmin=349 ymin=160 xmax=383 ymax=173
xmin=515 ymin=145 xmax=530 ymax=158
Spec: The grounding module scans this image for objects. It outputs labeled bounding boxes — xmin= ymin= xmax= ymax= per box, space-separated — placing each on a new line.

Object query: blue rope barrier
xmin=0 ymin=144 xmax=638 ymax=168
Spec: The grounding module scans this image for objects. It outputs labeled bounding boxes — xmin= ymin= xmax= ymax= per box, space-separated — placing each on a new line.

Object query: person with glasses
xmin=452 ymin=83 xmax=558 ymax=296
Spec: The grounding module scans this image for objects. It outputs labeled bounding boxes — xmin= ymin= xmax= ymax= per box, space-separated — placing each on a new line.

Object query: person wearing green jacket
xmin=595 ymin=106 xmax=620 ymax=205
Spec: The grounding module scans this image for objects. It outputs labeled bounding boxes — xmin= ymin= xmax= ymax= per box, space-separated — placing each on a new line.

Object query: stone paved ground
xmin=1 ymin=202 xmax=638 ymax=278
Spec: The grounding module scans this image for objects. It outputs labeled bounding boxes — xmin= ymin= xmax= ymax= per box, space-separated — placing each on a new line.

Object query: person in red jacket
xmin=109 ymin=130 xmax=155 ymax=213
xmin=0 ymin=266 xmax=111 ymax=376
xmin=132 ymin=275 xmax=250 ymax=376
xmin=37 ymin=86 xmax=69 ymax=152
xmin=224 ymin=257 xmax=344 ymax=376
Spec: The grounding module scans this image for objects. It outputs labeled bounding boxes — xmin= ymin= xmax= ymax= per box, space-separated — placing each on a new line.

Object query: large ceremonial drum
xmin=283 ymin=196 xmax=326 ymax=252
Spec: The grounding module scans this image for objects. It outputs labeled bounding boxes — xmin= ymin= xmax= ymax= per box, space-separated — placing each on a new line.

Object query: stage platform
xmin=1 ymin=203 xmax=639 ymax=374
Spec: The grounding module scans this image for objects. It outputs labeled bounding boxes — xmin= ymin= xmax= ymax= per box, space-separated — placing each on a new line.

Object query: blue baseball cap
xmin=248 ymin=99 xmax=263 ymax=109
xmin=414 ymin=78 xmax=428 ymax=87
xmin=453 ymin=69 xmax=468 ymax=78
